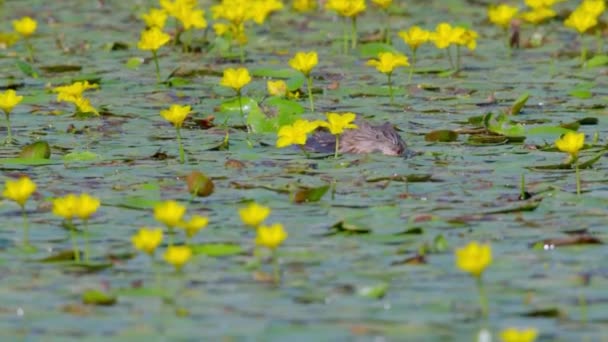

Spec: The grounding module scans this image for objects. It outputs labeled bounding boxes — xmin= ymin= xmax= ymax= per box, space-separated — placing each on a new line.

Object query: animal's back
xmin=305 ymin=120 xmax=407 ymax=156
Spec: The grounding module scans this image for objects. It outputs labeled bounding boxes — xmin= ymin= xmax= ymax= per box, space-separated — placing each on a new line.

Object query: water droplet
xmin=17 ymin=307 xmax=24 ymax=317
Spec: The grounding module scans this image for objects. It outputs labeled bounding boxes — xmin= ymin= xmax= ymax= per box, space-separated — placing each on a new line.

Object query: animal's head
xmin=340 ymin=121 xmax=407 ymax=156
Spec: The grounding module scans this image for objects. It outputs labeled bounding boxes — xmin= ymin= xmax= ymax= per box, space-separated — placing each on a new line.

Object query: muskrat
xmin=305 ymin=120 xmax=407 ymax=156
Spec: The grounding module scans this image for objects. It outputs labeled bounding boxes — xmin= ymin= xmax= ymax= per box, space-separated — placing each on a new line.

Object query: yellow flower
xmin=164 ymin=245 xmax=192 ymax=271
xmin=53 ymin=81 xmax=98 ymax=103
xmin=267 ymin=80 xmax=288 ymax=97
xmin=132 ymin=227 xmax=163 ymax=255
xmin=141 ymin=8 xmax=168 ymax=29
xmin=521 ymin=7 xmax=556 ymax=24
xmin=3 ymin=176 xmax=36 ymax=207
xmin=276 ymin=119 xmax=321 ymax=148
xmin=293 ymin=0 xmax=317 ymax=12
xmin=72 ymin=96 xmax=99 ymax=115
xmin=319 ymin=112 xmax=358 ymax=135
xmin=564 ymin=8 xmax=598 ymax=34
xmin=555 ymin=131 xmax=585 ymax=159
xmin=366 ymin=52 xmax=409 ymax=75
xmin=455 ymin=241 xmax=492 ymax=277
xmin=488 ymin=4 xmax=519 ymax=29
xmin=251 ymin=0 xmax=284 ymax=24
xmin=499 ymin=328 xmax=538 ymax=342
xmin=161 ymin=0 xmax=197 ymax=17
xmin=255 ymin=223 xmax=287 ymax=250
xmin=12 ymin=16 xmax=37 ymax=37
xmin=175 ymin=7 xmax=207 ymax=30
xmin=525 ymin=0 xmax=563 ymax=9
xmin=239 ymin=202 xmax=270 ymax=227
xmin=160 ymin=104 xmax=191 ymax=128
xmin=581 ymin=0 xmax=606 ymax=17
xmin=0 ymin=89 xmax=23 ymax=115
xmin=74 ymin=193 xmax=100 ymax=220
xmin=154 ymin=200 xmax=187 ymax=228
xmin=455 ymin=28 xmax=478 ymax=51
xmin=430 ymin=22 xmax=456 ymax=49
xmin=211 ymin=0 xmax=254 ymax=26
xmin=325 ymin=0 xmax=366 ymax=17
xmin=52 ymin=194 xmax=78 ymax=221
xmin=398 ymin=26 xmax=430 ymax=52
xmin=371 ymin=0 xmax=392 ymax=9
xmin=220 ymin=67 xmax=251 ymax=92
xmin=178 ymin=215 xmax=209 ymax=238
xmin=137 ymin=27 xmax=171 ymax=51
xmin=289 ymin=51 xmax=318 ymax=76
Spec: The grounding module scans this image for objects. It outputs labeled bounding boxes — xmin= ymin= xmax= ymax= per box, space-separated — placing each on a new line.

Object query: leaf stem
xmin=476 ymin=275 xmax=489 ymax=319
xmin=576 ymin=161 xmax=581 ymax=196
xmin=351 ymin=17 xmax=358 ymax=50
xmin=4 ymin=112 xmax=12 ymax=144
xmin=272 ymin=249 xmax=280 ymax=283
xmin=69 ymin=220 xmax=80 ymax=263
xmin=387 ymin=73 xmax=394 ymax=105
xmin=408 ymin=50 xmax=416 ymax=82
xmin=25 ymin=38 xmax=34 ymax=62
xmin=334 ymin=134 xmax=340 ymax=159
xmin=83 ymin=219 xmax=90 ymax=264
xmin=307 ymin=76 xmax=315 ymax=113
xmin=580 ymin=34 xmax=587 ymax=66
xmin=152 ymin=50 xmax=161 ymax=83
xmin=176 ymin=127 xmax=185 ymax=164
xmin=21 ymin=206 xmax=29 ymax=248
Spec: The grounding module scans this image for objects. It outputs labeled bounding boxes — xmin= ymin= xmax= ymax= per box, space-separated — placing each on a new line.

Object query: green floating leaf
xmin=585 ymin=54 xmax=608 ymax=68
xmin=15 ymin=60 xmax=39 ymax=78
xmin=220 ymin=96 xmax=304 ymax=134
xmin=292 ymin=185 xmax=329 ymax=203
xmin=0 ymin=157 xmax=59 ymax=166
xmin=191 ymin=243 xmax=244 ymax=257
xmin=327 ymin=221 xmax=371 ymax=235
xmin=467 ymin=134 xmax=509 ymax=145
xmin=40 ymin=64 xmax=82 ymax=73
xmin=578 ymin=151 xmax=604 ymax=169
xmin=486 ymin=112 xmax=526 ymax=137
xmin=63 ymin=151 xmax=101 ymax=162
xmin=570 ymin=89 xmax=592 ymax=99
xmin=578 ymin=117 xmax=598 ymax=125
xmin=358 ymin=42 xmax=399 ymax=58
xmin=115 ymin=286 xmax=168 ymax=298
xmin=509 ymin=92 xmax=529 ymax=115
xmin=38 ymin=250 xmax=79 ymax=263
xmin=425 ymin=130 xmax=459 ymax=142
xmin=19 ymin=141 xmax=51 ymax=159
xmin=358 ymin=283 xmax=389 ymax=299
xmin=433 ymin=234 xmax=449 ymax=252
xmin=531 ymin=235 xmax=602 ymax=250
xmin=483 ymin=198 xmax=542 ymax=214
xmin=366 ymin=174 xmax=434 ymax=183
xmin=560 ymin=121 xmax=580 ymax=131
xmin=251 ymin=67 xmax=299 ymax=78
xmin=569 ymin=82 xmax=595 ymax=99
xmin=82 ymin=289 xmax=117 ymax=306
xmin=521 ymin=308 xmax=564 ymax=318
xmin=527 ymin=126 xmax=573 ymax=137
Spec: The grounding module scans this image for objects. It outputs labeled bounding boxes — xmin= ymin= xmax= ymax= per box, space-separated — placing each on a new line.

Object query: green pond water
xmin=1 ymin=0 xmax=608 ymax=340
